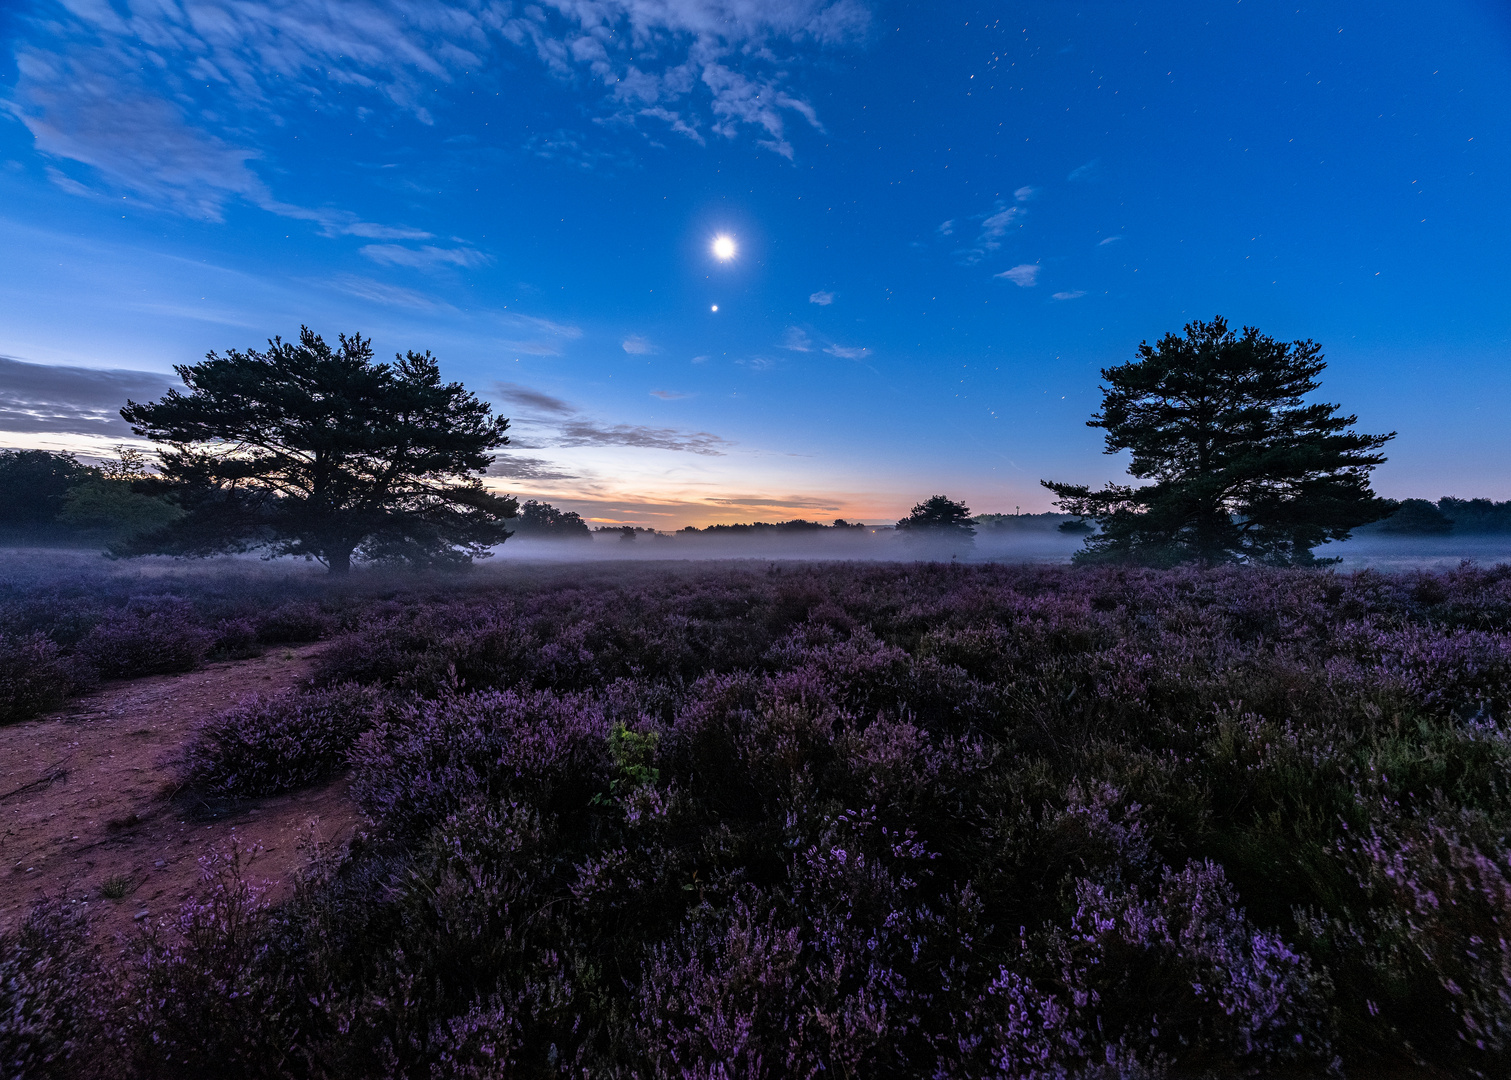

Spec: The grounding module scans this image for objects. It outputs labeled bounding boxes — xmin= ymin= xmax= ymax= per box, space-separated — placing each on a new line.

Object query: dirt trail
xmin=0 ymin=642 xmax=363 ymax=942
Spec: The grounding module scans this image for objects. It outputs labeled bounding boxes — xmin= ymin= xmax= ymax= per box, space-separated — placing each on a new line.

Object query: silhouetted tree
xmin=512 ymin=500 xmax=591 ymax=539
xmin=57 ymin=447 xmax=183 ymax=542
xmin=1042 ymin=317 xmax=1394 ymax=566
xmin=896 ymin=496 xmax=976 ymax=538
xmin=1377 ymin=498 xmax=1454 ymax=534
xmin=0 ymin=450 xmax=94 ymax=535
xmin=1437 ymin=498 xmax=1511 ymax=533
xmin=120 ymin=327 xmax=516 ymax=573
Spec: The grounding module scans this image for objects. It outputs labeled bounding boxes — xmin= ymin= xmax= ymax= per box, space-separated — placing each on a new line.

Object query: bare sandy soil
xmin=0 ymin=642 xmax=363 ymax=942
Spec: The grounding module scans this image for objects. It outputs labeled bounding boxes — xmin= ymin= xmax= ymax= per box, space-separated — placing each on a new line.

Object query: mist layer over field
xmin=494 ymin=529 xmax=1511 ymax=571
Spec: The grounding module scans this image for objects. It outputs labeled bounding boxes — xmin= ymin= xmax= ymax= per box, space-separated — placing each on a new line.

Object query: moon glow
xmin=712 ymin=235 xmax=736 ymax=260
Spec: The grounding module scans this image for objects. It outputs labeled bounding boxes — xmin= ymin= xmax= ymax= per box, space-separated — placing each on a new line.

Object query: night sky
xmin=2 ymin=1 xmax=1508 ymax=527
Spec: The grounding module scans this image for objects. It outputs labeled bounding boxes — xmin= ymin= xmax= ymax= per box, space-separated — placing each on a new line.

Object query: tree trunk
xmin=328 ymin=547 xmax=353 ymax=575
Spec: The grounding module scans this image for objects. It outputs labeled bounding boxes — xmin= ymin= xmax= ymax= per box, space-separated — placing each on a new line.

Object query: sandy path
xmin=0 ymin=642 xmax=364 ymax=942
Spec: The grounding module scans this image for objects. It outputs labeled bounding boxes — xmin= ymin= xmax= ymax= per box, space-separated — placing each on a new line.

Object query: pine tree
xmin=120 ymin=327 xmax=516 ymax=572
xmin=896 ymin=495 xmax=976 ymax=538
xmin=1042 ymin=317 xmax=1394 ymax=566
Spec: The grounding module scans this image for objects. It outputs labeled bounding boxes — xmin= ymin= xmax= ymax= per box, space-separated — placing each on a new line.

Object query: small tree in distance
xmin=120 ymin=327 xmax=516 ymax=573
xmin=896 ymin=495 xmax=976 ymax=538
xmin=512 ymin=499 xmax=591 ymax=539
xmin=1042 ymin=317 xmax=1394 ymax=566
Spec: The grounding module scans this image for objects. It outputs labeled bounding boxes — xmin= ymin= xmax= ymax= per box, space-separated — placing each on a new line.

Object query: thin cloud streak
xmin=780 ymin=327 xmax=813 ymax=352
xmin=557 ymin=420 xmax=731 ymax=455
xmin=321 ymin=275 xmax=452 ymax=312
xmin=492 ymin=382 xmax=574 ymax=415
xmin=996 ymin=264 xmax=1040 ymax=287
xmin=360 ymin=244 xmax=491 ymax=270
xmin=487 ymin=454 xmax=581 ymax=483
xmin=0 ymin=355 xmax=180 ymax=436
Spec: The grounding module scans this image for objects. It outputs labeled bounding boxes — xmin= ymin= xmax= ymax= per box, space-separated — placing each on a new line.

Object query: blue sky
xmin=1 ymin=0 xmax=1508 ymax=527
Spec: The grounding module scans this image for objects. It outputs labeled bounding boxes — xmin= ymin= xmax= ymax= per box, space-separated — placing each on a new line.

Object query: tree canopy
xmin=896 ymin=495 xmax=976 ymax=538
xmin=0 ymin=449 xmax=94 ymax=532
xmin=1042 ymin=317 xmax=1394 ymax=566
xmin=1376 ymin=498 xmax=1454 ymax=535
xmin=120 ymin=328 xmax=516 ymax=572
xmin=0 ymin=447 xmax=178 ymax=545
xmin=511 ymin=499 xmax=591 ymax=539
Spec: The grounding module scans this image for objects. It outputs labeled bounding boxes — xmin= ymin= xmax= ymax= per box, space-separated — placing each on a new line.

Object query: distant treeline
xmin=974 ymin=511 xmax=1091 ymax=533
xmin=677 ymin=519 xmax=869 ymax=535
xmin=0 ymin=448 xmax=180 ymax=546
xmin=1366 ymin=497 xmax=1511 ymax=535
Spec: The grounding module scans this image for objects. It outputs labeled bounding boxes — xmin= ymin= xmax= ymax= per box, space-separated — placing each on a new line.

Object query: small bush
xmin=0 ymin=631 xmax=84 ymax=723
xmin=118 ymin=843 xmax=302 ymax=1078
xmin=207 ymin=617 xmax=261 ymax=661
xmin=181 ymin=684 xmax=386 ymax=798
xmin=0 ymin=899 xmax=108 ymax=1076
xmin=77 ymin=597 xmax=210 ymax=678
xmin=253 ymin=601 xmax=333 ymax=644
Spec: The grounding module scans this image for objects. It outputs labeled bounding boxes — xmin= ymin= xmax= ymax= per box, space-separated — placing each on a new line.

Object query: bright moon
xmin=712 ymin=235 xmax=736 ymax=260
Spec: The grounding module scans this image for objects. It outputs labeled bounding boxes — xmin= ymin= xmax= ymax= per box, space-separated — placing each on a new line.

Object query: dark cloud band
xmin=0 ymin=355 xmax=179 ymax=436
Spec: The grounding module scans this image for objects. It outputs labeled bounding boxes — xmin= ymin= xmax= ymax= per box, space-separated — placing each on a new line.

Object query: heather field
xmin=5 ymin=554 xmax=1511 ymax=1078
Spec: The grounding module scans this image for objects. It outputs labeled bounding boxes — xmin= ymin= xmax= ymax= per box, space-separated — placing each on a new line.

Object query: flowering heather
xmin=6 ymin=559 xmax=1511 ymax=1075
xmin=0 ymin=631 xmax=84 ymax=723
xmin=181 ymin=684 xmax=387 ymax=799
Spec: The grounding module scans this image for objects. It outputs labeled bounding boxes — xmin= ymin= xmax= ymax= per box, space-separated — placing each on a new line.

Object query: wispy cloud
xmin=824 ymin=344 xmax=870 ymax=360
xmin=957 ymin=185 xmax=1035 ymax=263
xmin=1099 ymin=235 xmax=1125 ymax=245
xmin=493 ymin=382 xmax=574 ymax=415
xmin=491 ymin=379 xmax=729 ymax=455
xmin=6 ymin=0 xmax=865 ymax=233
xmin=780 ymin=327 xmax=813 ymax=352
xmin=936 ymin=220 xmax=955 ymax=237
xmin=558 ymin=420 xmax=731 ymax=455
xmin=360 ymin=244 xmax=491 ymax=270
xmin=0 ymin=355 xmax=179 ymax=437
xmin=486 ymin=455 xmax=581 ymax=483
xmin=622 ymin=335 xmax=656 ymax=355
xmin=808 ymin=290 xmax=835 ymax=305
xmin=707 ymin=496 xmax=841 ymax=511
xmin=524 ymin=129 xmax=635 ymax=171
xmin=1067 ymin=159 xmax=1101 ymax=182
xmin=995 ymin=264 xmax=1040 ymax=287
xmin=509 ymin=2 xmax=866 ymax=158
xmin=322 ymin=274 xmax=451 ymax=311
xmin=493 ymin=312 xmax=583 ymax=358
xmin=1051 ymin=290 xmax=1086 ymax=301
